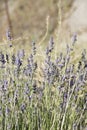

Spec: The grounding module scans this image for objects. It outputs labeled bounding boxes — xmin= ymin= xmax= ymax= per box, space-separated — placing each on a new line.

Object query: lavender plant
xmin=0 ymin=35 xmax=86 ymax=130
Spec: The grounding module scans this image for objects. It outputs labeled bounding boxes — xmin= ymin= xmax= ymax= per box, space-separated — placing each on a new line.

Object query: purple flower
xmin=12 ymin=54 xmax=16 ymax=64
xmin=6 ymin=29 xmax=12 ymax=41
xmin=72 ymin=33 xmax=77 ymax=46
xmin=49 ymin=36 xmax=54 ymax=52
xmin=6 ymin=54 xmax=9 ymax=63
xmin=31 ymin=41 xmax=36 ymax=55
xmin=0 ymin=52 xmax=6 ymax=64
xmin=2 ymin=80 xmax=8 ymax=91
xmin=15 ymin=56 xmax=22 ymax=67
xmin=20 ymin=103 xmax=26 ymax=113
xmin=17 ymin=49 xmax=25 ymax=59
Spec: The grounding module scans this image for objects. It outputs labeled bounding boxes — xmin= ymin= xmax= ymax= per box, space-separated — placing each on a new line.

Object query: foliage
xmin=0 ymin=35 xmax=86 ymax=130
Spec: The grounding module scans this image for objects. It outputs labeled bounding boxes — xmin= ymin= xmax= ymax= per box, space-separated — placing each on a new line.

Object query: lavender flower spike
xmin=72 ymin=32 xmax=77 ymax=46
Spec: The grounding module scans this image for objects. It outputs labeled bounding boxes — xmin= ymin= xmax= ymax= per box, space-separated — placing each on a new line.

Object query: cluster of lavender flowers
xmin=0 ymin=36 xmax=86 ymax=130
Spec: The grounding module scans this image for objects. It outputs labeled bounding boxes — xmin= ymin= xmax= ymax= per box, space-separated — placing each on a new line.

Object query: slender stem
xmin=60 ymin=79 xmax=78 ymax=130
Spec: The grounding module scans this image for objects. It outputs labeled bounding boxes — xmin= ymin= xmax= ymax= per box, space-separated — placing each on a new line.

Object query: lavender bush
xmin=0 ymin=36 xmax=87 ymax=130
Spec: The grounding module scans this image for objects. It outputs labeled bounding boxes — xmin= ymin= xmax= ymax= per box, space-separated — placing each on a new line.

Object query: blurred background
xmin=0 ymin=0 xmax=87 ymax=47
xmin=0 ymin=0 xmax=72 ymax=42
